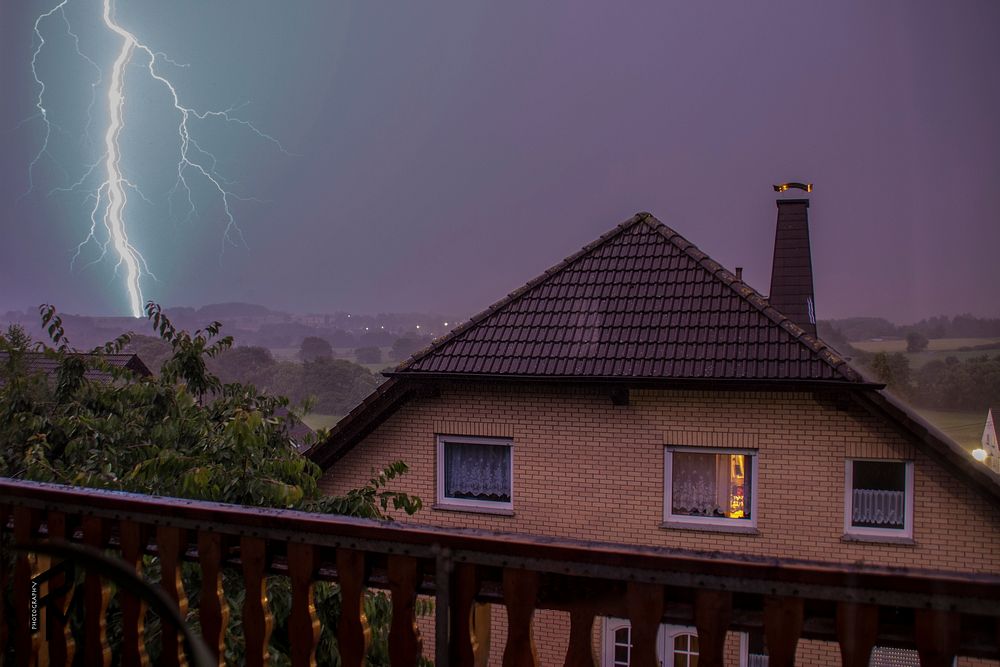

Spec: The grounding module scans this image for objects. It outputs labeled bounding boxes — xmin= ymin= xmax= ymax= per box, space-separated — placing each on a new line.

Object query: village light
xmin=972 ymin=448 xmax=988 ymax=463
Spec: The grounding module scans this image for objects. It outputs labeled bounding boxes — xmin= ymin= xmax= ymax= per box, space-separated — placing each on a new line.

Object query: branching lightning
xmin=27 ymin=0 xmax=290 ymax=317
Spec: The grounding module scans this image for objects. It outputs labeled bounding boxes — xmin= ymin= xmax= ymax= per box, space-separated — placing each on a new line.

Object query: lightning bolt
xmin=28 ymin=0 xmax=290 ymax=318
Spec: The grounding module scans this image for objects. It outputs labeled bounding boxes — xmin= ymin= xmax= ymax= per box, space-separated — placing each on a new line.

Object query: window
xmin=845 ymin=460 xmax=913 ymax=539
xmin=664 ymin=448 xmax=756 ymax=528
xmin=436 ymin=436 xmax=513 ymax=511
xmin=601 ymin=620 xmax=745 ymax=667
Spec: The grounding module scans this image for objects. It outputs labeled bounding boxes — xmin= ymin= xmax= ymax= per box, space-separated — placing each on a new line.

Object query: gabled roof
xmin=394 ymin=213 xmax=863 ymax=383
xmin=0 ymin=352 xmax=152 ymax=384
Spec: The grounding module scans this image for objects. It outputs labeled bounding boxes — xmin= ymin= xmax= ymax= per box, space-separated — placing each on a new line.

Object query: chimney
xmin=769 ymin=197 xmax=817 ymax=336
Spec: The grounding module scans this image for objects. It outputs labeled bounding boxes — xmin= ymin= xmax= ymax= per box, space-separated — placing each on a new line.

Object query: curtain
xmin=444 ymin=442 xmax=511 ymax=501
xmin=671 ymin=452 xmax=721 ymax=516
xmin=852 ymin=489 xmax=905 ymax=527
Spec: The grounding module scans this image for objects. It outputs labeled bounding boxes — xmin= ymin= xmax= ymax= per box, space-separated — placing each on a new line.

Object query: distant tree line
xmin=865 ymin=352 xmax=1000 ymax=412
xmin=820 ymin=314 xmax=1000 ymax=343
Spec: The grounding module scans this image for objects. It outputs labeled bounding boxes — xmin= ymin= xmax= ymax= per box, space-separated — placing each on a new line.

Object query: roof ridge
xmin=641 ymin=216 xmax=862 ymax=383
xmin=394 ymin=213 xmax=651 ymax=373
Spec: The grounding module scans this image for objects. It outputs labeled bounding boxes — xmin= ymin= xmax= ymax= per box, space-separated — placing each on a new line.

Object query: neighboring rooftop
xmin=393 ymin=212 xmax=862 ymax=383
xmin=0 ymin=352 xmax=152 ymax=384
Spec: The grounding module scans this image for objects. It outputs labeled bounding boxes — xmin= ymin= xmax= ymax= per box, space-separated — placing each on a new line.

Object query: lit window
xmin=436 ymin=436 xmax=513 ymax=511
xmin=845 ymin=460 xmax=913 ymax=539
xmin=664 ymin=448 xmax=756 ymax=528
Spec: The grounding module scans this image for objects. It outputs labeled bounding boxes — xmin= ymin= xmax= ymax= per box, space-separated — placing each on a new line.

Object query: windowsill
xmin=841 ymin=532 xmax=915 ymax=546
xmin=660 ymin=520 xmax=759 ymax=535
xmin=433 ymin=502 xmax=515 ymax=517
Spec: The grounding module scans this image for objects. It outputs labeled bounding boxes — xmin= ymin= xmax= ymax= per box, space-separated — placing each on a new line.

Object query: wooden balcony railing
xmin=1 ymin=477 xmax=999 ymax=666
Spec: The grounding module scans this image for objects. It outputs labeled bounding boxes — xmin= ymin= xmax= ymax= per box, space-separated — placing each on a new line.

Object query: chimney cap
xmin=773 ymin=182 xmax=813 ymax=193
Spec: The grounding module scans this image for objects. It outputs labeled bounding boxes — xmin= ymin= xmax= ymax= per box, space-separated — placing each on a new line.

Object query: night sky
xmin=1 ymin=1 xmax=998 ymax=322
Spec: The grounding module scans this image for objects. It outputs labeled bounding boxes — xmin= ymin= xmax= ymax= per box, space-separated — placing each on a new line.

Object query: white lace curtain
xmin=852 ymin=489 xmax=905 ymax=527
xmin=671 ymin=453 xmax=723 ymax=516
xmin=444 ymin=443 xmax=511 ymax=501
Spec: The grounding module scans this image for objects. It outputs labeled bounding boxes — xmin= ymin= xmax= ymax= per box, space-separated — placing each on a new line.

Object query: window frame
xmin=436 ymin=435 xmax=514 ymax=512
xmin=843 ymin=459 xmax=914 ymax=540
xmin=663 ymin=446 xmax=759 ymax=530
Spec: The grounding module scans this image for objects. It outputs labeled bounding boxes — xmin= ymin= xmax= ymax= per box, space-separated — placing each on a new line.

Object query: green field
xmin=912 ymin=408 xmax=985 ymax=452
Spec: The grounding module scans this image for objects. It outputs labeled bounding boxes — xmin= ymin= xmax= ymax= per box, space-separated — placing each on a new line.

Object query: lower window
xmin=436 ymin=435 xmax=513 ymax=510
xmin=602 ymin=619 xmax=749 ymax=667
xmin=664 ymin=447 xmax=756 ymax=528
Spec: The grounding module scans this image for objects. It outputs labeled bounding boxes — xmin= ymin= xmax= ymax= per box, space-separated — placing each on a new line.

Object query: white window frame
xmin=436 ymin=435 xmax=514 ymax=511
xmin=844 ymin=459 xmax=914 ymax=540
xmin=600 ymin=618 xmax=749 ymax=667
xmin=663 ymin=446 xmax=758 ymax=529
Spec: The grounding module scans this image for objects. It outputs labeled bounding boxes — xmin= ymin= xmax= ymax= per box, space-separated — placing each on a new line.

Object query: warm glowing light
xmin=773 ymin=182 xmax=813 ymax=194
xmin=972 ymin=448 xmax=988 ymax=463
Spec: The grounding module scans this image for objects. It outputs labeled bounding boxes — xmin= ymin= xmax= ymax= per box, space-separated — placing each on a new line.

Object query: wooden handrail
xmin=2 ymin=477 xmax=999 ymax=665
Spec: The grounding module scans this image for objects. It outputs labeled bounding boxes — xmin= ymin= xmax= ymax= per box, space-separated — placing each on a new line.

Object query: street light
xmin=972 ymin=448 xmax=988 ymax=463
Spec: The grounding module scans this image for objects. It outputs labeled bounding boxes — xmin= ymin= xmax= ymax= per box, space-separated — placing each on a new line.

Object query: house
xmin=0 ymin=351 xmax=152 ymax=385
xmin=307 ymin=200 xmax=1000 ymax=666
xmin=979 ymin=407 xmax=1000 ymax=474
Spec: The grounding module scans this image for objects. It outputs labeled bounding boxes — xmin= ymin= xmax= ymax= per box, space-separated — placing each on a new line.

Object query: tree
xmin=906 ymin=331 xmax=929 ymax=353
xmin=0 ymin=304 xmax=422 ymax=664
xmin=299 ymin=335 xmax=333 ymax=361
xmin=391 ymin=335 xmax=431 ymax=362
xmin=869 ymin=352 xmax=912 ymax=394
xmin=355 ymin=346 xmax=382 ymax=364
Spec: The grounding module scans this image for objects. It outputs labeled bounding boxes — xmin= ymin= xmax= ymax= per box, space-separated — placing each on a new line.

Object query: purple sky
xmin=2 ymin=0 xmax=999 ymax=323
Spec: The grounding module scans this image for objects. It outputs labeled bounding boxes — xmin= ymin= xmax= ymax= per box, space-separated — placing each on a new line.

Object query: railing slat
xmin=387 ymin=554 xmax=423 ymax=667
xmin=0 ymin=506 xmax=8 ymax=660
xmin=83 ymin=515 xmax=112 ymax=667
xmin=501 ymin=568 xmax=540 ymax=667
xmin=157 ymin=525 xmax=189 ymax=667
xmin=449 ymin=562 xmax=479 ymax=667
xmin=562 ymin=605 xmax=596 ymax=667
xmin=47 ymin=511 xmax=76 ymax=667
xmin=241 ymin=536 xmax=273 ymax=667
xmin=763 ymin=596 xmax=804 ymax=667
xmin=119 ymin=520 xmax=150 ymax=667
xmin=13 ymin=507 xmax=41 ymax=667
xmin=914 ymin=610 xmax=961 ymax=667
xmin=626 ymin=582 xmax=663 ymax=667
xmin=835 ymin=602 xmax=878 ymax=667
xmin=198 ymin=531 xmax=228 ymax=665
xmin=288 ymin=542 xmax=321 ymax=667
xmin=694 ymin=589 xmax=732 ymax=667
xmin=336 ymin=548 xmax=370 ymax=667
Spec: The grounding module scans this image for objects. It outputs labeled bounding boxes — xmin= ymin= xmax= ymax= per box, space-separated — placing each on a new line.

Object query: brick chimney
xmin=769 ymin=198 xmax=817 ymax=336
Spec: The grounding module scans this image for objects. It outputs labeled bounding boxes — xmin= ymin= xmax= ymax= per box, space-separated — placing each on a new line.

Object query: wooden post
xmin=387 ymin=554 xmax=423 ymax=667
xmin=83 ymin=515 xmax=112 ymax=667
xmin=626 ymin=582 xmax=664 ymax=667
xmin=119 ymin=520 xmax=150 ymax=667
xmin=763 ymin=596 xmax=804 ymax=667
xmin=563 ymin=605 xmax=597 ymax=667
xmin=288 ymin=542 xmax=321 ymax=667
xmin=157 ymin=526 xmax=190 ymax=667
xmin=241 ymin=536 xmax=273 ymax=667
xmin=336 ymin=549 xmax=370 ymax=667
xmin=914 ymin=610 xmax=960 ymax=667
xmin=198 ymin=532 xmax=229 ymax=665
xmin=835 ymin=602 xmax=878 ymax=667
xmin=694 ymin=590 xmax=733 ymax=667
xmin=449 ymin=562 xmax=480 ymax=667
xmin=501 ymin=568 xmax=540 ymax=667
xmin=46 ymin=511 xmax=76 ymax=667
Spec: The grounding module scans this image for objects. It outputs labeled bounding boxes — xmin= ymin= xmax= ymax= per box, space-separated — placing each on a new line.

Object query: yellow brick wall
xmin=321 ymin=383 xmax=1000 ymax=665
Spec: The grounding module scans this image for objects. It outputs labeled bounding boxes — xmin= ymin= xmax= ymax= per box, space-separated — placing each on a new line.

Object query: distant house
xmin=309 ymin=201 xmax=1000 ymax=666
xmin=981 ymin=407 xmax=1000 ymax=473
xmin=0 ymin=351 xmax=152 ymax=385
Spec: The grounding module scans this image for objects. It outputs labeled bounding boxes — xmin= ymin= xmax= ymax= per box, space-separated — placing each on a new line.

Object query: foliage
xmin=0 ymin=305 xmax=423 ymax=664
xmin=299 ymin=335 xmax=334 ymax=362
xmin=912 ymin=354 xmax=1000 ymax=411
xmin=391 ymin=335 xmax=432 ymax=362
xmin=869 ymin=352 xmax=912 ymax=395
xmin=906 ymin=331 xmax=929 ymax=353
